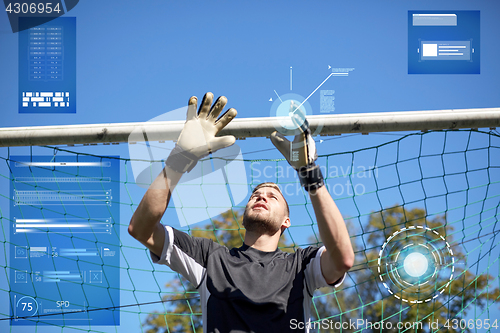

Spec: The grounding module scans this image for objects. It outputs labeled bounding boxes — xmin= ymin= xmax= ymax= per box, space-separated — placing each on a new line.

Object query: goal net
xmin=0 ymin=128 xmax=499 ymax=332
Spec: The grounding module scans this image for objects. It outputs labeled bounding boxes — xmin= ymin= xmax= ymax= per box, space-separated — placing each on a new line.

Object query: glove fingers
xmin=291 ymin=108 xmax=309 ymax=135
xmin=306 ymin=135 xmax=317 ymax=164
xmin=214 ymin=108 xmax=237 ymax=133
xmin=270 ymin=131 xmax=291 ymax=160
xmin=291 ymin=106 xmax=310 ymax=148
xmin=198 ymin=92 xmax=213 ymax=119
xmin=186 ymin=96 xmax=198 ymax=121
xmin=208 ymin=96 xmax=227 ymax=121
xmin=209 ymin=135 xmax=236 ymax=152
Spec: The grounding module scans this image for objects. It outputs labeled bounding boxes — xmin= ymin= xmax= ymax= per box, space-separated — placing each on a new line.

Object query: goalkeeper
xmin=129 ymin=93 xmax=354 ymax=333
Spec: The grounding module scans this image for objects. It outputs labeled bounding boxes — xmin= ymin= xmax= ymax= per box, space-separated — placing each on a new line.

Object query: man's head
xmin=242 ymin=182 xmax=290 ymax=236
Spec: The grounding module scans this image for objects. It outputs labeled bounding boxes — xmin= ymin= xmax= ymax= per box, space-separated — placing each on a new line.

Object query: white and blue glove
xmin=270 ymin=102 xmax=324 ymax=191
xmin=165 ymin=92 xmax=237 ymax=173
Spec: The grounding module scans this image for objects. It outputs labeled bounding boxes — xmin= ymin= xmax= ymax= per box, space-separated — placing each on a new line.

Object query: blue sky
xmin=1 ymin=0 xmax=499 ymax=332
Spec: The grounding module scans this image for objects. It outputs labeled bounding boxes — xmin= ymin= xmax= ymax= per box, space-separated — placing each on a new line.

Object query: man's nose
xmin=255 ymin=194 xmax=267 ymax=202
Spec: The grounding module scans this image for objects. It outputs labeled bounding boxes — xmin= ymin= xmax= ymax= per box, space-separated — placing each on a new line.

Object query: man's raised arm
xmin=128 ymin=93 xmax=237 ymax=258
xmin=309 ymin=185 xmax=354 ymax=284
xmin=270 ymin=108 xmax=354 ymax=284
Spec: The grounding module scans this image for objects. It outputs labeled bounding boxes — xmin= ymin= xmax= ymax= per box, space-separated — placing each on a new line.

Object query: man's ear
xmin=280 ymin=217 xmax=291 ymax=235
xmin=283 ymin=217 xmax=291 ymax=228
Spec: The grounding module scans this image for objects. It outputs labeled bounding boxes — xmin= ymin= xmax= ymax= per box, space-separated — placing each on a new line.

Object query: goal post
xmin=0 ymin=107 xmax=499 ymax=147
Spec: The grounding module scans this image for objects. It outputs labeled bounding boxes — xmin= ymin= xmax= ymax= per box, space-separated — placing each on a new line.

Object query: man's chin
xmin=243 ymin=215 xmax=280 ymax=236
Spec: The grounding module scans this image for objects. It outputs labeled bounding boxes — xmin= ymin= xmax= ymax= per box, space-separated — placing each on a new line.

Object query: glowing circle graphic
xmin=270 ymin=93 xmax=323 ymax=136
xmin=404 ymin=252 xmax=428 ymax=277
xmin=275 ymin=99 xmax=306 ymax=130
xmin=377 ymin=226 xmax=455 ymax=303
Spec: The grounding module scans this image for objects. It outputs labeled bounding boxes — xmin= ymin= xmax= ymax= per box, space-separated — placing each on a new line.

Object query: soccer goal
xmin=0 ymin=108 xmax=499 ymax=332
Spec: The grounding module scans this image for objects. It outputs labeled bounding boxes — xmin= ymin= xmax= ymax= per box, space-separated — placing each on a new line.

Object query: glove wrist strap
xmin=298 ymin=163 xmax=324 ymax=192
xmin=165 ymin=145 xmax=199 ymax=174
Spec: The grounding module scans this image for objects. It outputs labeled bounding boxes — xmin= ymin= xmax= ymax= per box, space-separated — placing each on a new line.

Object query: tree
xmin=142 ymin=209 xmax=294 ymax=333
xmin=310 ymin=206 xmax=500 ymax=333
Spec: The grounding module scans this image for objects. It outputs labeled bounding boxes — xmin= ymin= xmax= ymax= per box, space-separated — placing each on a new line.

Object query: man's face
xmin=242 ymin=186 xmax=289 ymax=236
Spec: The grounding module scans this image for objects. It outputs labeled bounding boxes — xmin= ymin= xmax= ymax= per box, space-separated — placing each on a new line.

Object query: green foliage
xmin=143 ymin=276 xmax=202 ymax=333
xmin=311 ymin=206 xmax=500 ymax=333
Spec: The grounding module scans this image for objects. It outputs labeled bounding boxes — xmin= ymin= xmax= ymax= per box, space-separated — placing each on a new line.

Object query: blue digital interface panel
xmin=18 ymin=17 xmax=76 ymax=113
xmin=408 ymin=11 xmax=480 ymax=74
xmin=10 ymin=156 xmax=120 ymax=326
xmin=420 ymin=40 xmax=471 ymax=61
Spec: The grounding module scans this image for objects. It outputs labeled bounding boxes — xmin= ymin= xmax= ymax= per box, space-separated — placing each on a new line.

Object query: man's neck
xmin=244 ymin=230 xmax=279 ymax=252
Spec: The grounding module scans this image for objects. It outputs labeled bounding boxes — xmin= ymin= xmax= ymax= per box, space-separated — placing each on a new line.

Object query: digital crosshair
xmin=377 ymin=226 xmax=455 ymax=303
xmin=270 ymin=66 xmax=351 ymax=135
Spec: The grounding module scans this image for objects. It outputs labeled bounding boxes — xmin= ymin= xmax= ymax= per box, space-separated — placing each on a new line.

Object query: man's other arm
xmin=310 ymin=186 xmax=354 ymax=285
xmin=128 ymin=166 xmax=182 ymax=258
xmin=269 ymin=109 xmax=354 ymax=285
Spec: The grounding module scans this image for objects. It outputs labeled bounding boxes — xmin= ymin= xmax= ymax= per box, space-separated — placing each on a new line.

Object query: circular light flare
xmin=404 ymin=252 xmax=428 ymax=277
xmin=276 ymin=99 xmax=305 ymax=130
xmin=377 ymin=226 xmax=455 ymax=303
xmin=270 ymin=93 xmax=323 ymax=136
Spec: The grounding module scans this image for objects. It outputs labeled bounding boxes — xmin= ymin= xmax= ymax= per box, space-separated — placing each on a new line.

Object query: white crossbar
xmin=0 ymin=108 xmax=498 ymax=147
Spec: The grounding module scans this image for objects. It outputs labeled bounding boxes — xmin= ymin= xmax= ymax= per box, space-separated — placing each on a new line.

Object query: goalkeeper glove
xmin=270 ymin=103 xmax=324 ymax=191
xmin=165 ymin=92 xmax=237 ymax=173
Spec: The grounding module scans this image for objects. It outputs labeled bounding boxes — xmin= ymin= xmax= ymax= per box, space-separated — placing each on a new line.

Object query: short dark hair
xmin=251 ymin=182 xmax=290 ymax=217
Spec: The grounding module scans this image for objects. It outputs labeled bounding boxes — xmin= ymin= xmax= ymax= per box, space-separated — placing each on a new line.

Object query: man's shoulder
xmin=293 ymin=245 xmax=322 ymax=257
xmin=169 ymin=226 xmax=227 ymax=252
